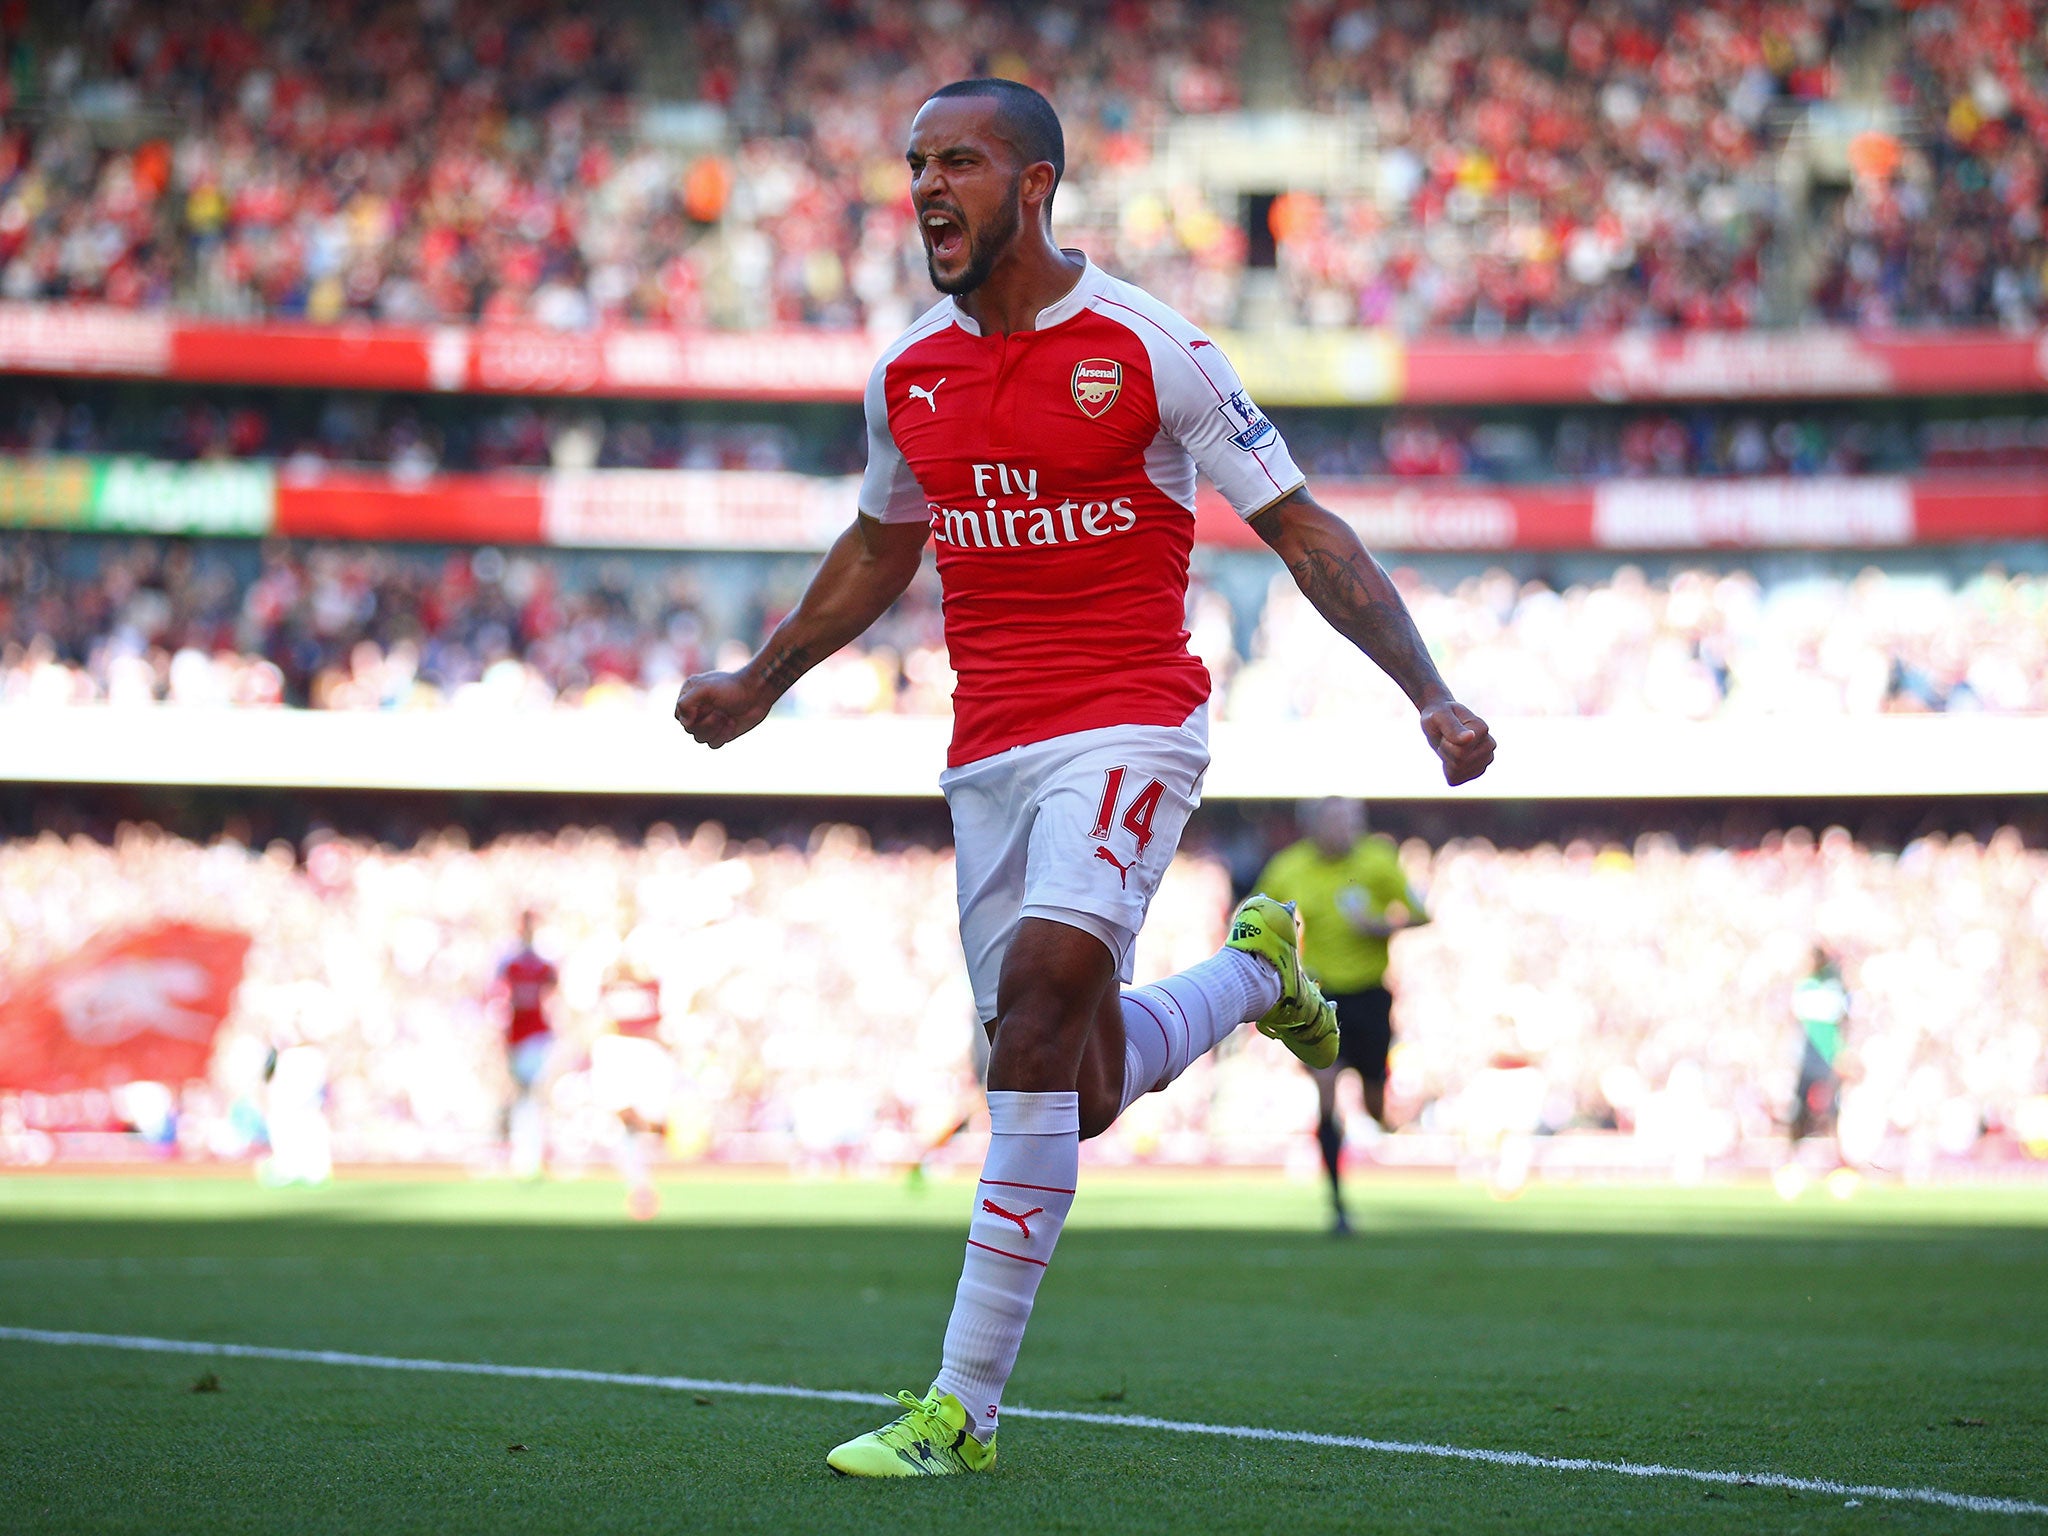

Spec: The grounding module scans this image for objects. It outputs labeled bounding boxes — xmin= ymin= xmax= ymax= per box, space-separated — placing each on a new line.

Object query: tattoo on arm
xmin=755 ymin=644 xmax=811 ymax=695
xmin=1285 ymin=543 xmax=1447 ymax=707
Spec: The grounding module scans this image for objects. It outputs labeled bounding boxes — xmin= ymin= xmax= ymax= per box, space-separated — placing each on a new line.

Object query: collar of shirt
xmin=947 ymin=252 xmax=1103 ymax=337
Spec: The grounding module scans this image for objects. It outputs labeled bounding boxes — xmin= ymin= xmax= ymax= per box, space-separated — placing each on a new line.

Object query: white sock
xmin=931 ymin=1090 xmax=1079 ymax=1442
xmin=508 ymin=1097 xmax=545 ymax=1177
xmin=613 ymin=1122 xmax=650 ymax=1193
xmin=1118 ymin=947 xmax=1280 ymax=1113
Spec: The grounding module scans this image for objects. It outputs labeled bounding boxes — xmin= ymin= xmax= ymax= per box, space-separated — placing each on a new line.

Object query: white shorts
xmin=509 ymin=1034 xmax=553 ymax=1091
xmin=590 ymin=1034 xmax=677 ymax=1124
xmin=942 ymin=707 xmax=1209 ymax=1022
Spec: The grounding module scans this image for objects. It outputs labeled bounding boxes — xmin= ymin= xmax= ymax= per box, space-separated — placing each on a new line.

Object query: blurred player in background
xmin=590 ymin=922 xmax=673 ymax=1219
xmin=1256 ymin=798 xmax=1428 ymax=1234
xmin=676 ymin=78 xmax=1493 ymax=1477
xmin=1779 ymin=945 xmax=1853 ymax=1198
xmin=498 ymin=911 xmax=557 ymax=1179
xmin=259 ymin=1036 xmax=333 ymax=1187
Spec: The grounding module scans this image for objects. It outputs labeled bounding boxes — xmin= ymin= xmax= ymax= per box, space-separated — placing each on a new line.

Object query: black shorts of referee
xmin=1324 ymin=984 xmax=1394 ymax=1083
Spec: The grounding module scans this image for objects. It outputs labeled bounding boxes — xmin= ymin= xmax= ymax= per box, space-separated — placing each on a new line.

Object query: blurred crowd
xmin=1390 ymin=824 xmax=2048 ymax=1172
xmin=2 ymin=821 xmax=2041 ymax=1170
xmin=1810 ymin=0 xmax=2048 ymax=330
xmin=1235 ymin=561 xmax=2048 ymax=721
xmin=0 ymin=0 xmax=1232 ymax=333
xmin=12 ymin=381 xmax=2048 ymax=480
xmin=1276 ymin=0 xmax=1823 ymax=332
xmin=0 ymin=0 xmax=2041 ymax=332
xmin=0 ymin=819 xmax=1228 ymax=1165
xmin=1278 ymin=405 xmax=2048 ymax=481
xmin=0 ymin=536 xmax=947 ymax=712
xmin=3 ymin=536 xmax=2044 ymax=719
xmin=0 ymin=386 xmax=854 ymax=474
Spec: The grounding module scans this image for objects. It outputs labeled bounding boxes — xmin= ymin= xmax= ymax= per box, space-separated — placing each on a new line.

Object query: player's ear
xmin=1019 ymin=159 xmax=1057 ymax=221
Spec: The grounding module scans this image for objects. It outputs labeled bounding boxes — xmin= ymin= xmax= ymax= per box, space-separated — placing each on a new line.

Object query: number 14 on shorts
xmin=1089 ymin=766 xmax=1166 ymax=866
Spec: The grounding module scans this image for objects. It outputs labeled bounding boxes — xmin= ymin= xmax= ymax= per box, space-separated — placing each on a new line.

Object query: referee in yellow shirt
xmin=1254 ymin=797 xmax=1428 ymax=1235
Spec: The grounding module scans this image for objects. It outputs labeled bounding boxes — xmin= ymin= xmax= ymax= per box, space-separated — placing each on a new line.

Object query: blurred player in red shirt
xmin=677 ymin=78 xmax=1493 ymax=1477
xmin=498 ymin=910 xmax=557 ymax=1178
xmin=591 ymin=921 xmax=673 ymax=1220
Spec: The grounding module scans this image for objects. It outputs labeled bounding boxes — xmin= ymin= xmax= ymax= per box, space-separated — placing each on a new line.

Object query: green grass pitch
xmin=2 ymin=1173 xmax=2044 ymax=1534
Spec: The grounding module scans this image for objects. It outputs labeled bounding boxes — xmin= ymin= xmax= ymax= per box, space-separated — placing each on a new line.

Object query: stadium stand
xmin=1808 ymin=0 xmax=2048 ymax=329
xmin=1 ymin=0 xmax=2041 ymax=330
xmin=1277 ymin=0 xmax=1823 ymax=331
xmin=0 ymin=384 xmax=856 ymax=472
xmin=3 ymin=820 xmax=2040 ymax=1173
xmin=0 ymin=0 xmax=1239 ymax=330
xmin=4 ymin=535 xmax=2043 ymax=718
xmin=2 ymin=0 xmax=2043 ymax=1179
xmin=9 ymin=378 xmax=2048 ymax=478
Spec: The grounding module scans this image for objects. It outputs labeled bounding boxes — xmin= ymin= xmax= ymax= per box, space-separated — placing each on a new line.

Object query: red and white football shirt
xmin=500 ymin=947 xmax=556 ymax=1046
xmin=858 ymin=258 xmax=1304 ymax=767
xmin=601 ymin=967 xmax=663 ymax=1040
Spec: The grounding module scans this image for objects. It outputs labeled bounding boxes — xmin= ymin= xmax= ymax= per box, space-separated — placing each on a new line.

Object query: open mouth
xmin=922 ymin=209 xmax=966 ymax=262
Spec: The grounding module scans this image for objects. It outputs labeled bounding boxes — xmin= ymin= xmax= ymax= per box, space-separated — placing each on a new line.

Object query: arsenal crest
xmin=1071 ymin=358 xmax=1122 ymax=418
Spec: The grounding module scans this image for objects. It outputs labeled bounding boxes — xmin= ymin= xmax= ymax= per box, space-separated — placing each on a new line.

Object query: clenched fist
xmin=1419 ymin=699 xmax=1495 ymax=786
xmin=674 ymin=670 xmax=772 ymax=750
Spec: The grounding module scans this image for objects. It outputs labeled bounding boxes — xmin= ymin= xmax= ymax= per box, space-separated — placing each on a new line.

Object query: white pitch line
xmin=3 ymin=1326 xmax=2042 ymax=1519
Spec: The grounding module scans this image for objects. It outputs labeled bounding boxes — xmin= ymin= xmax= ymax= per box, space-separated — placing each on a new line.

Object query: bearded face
xmin=922 ymin=170 xmax=1024 ymax=296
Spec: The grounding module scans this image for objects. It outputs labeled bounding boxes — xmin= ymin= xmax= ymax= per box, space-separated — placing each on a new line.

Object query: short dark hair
xmin=927 ymin=77 xmax=1065 ymax=196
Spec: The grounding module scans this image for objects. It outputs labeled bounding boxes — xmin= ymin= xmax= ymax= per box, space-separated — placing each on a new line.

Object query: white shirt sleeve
xmin=856 ymin=354 xmax=930 ymax=524
xmin=1138 ymin=315 xmax=1305 ymax=520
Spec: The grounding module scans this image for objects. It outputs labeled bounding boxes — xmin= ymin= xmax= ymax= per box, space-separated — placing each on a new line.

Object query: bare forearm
xmin=743 ymin=518 xmax=923 ymax=701
xmin=1254 ymin=491 xmax=1449 ymax=709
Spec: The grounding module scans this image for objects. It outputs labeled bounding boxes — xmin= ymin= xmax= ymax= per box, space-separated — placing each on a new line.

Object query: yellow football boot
xmin=1228 ymin=894 xmax=1341 ymax=1069
xmin=826 ymin=1389 xmax=997 ymax=1477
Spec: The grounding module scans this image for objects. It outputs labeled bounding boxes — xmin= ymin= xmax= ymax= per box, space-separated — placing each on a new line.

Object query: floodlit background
xmin=0 ymin=0 xmax=2044 ymax=1185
